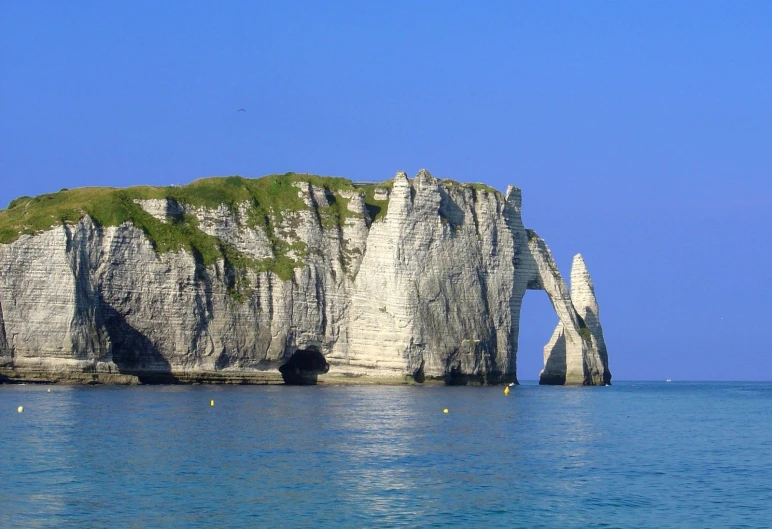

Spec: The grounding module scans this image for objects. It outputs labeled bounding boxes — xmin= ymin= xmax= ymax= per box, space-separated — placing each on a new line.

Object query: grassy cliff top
xmin=0 ymin=172 xmax=500 ymax=245
xmin=0 ymin=172 xmax=500 ymax=293
xmin=0 ymin=172 xmax=395 ymax=288
xmin=0 ymin=173 xmax=394 ymax=245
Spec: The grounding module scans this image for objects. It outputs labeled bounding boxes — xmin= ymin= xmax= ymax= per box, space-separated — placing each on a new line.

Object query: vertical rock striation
xmin=539 ymin=253 xmax=611 ymax=385
xmin=0 ymin=296 xmax=8 ymax=366
xmin=0 ymin=171 xmax=610 ymax=385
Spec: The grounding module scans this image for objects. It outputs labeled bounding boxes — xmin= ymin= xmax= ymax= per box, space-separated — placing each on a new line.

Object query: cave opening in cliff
xmin=279 ymin=347 xmax=330 ymax=385
xmin=445 ymin=366 xmax=467 ymax=386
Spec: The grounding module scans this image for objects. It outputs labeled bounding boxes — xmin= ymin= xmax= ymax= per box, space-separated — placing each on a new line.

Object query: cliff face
xmin=0 ymin=171 xmax=611 ymax=385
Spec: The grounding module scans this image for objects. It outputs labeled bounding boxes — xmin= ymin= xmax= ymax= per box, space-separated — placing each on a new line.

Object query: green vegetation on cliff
xmin=0 ymin=174 xmax=395 ymax=286
xmin=0 ymin=173 xmax=495 ymax=289
xmin=363 ymin=182 xmax=393 ymax=222
xmin=440 ymin=179 xmax=498 ymax=194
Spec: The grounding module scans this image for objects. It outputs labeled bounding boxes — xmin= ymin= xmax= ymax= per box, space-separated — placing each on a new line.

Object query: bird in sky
xmin=237 ymin=108 xmax=246 ymax=112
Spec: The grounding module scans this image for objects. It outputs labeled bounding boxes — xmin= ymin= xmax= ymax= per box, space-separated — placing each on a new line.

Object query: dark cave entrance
xmin=279 ymin=347 xmax=330 ymax=385
xmin=445 ymin=366 xmax=467 ymax=386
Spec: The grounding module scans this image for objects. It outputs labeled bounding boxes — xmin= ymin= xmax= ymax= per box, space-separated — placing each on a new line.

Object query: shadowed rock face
xmin=0 ymin=170 xmax=610 ymax=385
xmin=0 ymin=298 xmax=9 ymax=366
xmin=279 ymin=348 xmax=330 ymax=385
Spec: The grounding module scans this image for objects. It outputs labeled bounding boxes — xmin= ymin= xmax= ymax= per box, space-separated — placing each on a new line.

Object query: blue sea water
xmin=1 ymin=382 xmax=771 ymax=528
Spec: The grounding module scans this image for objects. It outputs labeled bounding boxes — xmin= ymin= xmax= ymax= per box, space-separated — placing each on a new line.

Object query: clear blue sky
xmin=1 ymin=1 xmax=770 ymax=380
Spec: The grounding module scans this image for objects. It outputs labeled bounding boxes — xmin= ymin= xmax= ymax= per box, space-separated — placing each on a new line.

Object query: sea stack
xmin=0 ymin=170 xmax=610 ymax=385
xmin=539 ymin=253 xmax=612 ymax=385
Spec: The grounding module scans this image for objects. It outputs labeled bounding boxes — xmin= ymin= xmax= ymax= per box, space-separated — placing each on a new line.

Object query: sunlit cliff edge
xmin=0 ymin=170 xmax=610 ymax=386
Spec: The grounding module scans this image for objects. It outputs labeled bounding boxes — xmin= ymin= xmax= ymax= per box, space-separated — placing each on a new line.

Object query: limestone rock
xmin=0 ymin=295 xmax=9 ymax=366
xmin=373 ymin=188 xmax=390 ymax=201
xmin=0 ymin=171 xmax=610 ymax=385
xmin=184 ymin=202 xmax=273 ymax=260
xmin=540 ymin=253 xmax=611 ymax=385
xmin=134 ymin=198 xmax=184 ymax=221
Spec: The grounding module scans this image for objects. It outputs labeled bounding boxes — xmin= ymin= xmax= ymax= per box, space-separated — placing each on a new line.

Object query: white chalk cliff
xmin=0 ymin=171 xmax=611 ymax=385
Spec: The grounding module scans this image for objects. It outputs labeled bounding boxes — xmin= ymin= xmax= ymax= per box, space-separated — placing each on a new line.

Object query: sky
xmin=1 ymin=1 xmax=770 ymax=380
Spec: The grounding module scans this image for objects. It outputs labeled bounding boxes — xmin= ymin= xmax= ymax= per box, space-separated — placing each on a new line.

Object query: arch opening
xmin=518 ymin=290 xmax=559 ymax=382
xmin=279 ymin=347 xmax=329 ymax=385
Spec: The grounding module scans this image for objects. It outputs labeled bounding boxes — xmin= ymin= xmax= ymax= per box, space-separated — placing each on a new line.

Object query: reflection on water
xmin=1 ymin=383 xmax=772 ymax=528
xmin=4 ymin=387 xmax=79 ymax=527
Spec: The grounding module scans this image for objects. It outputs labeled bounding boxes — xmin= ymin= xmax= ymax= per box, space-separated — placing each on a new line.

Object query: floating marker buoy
xmin=504 ymin=386 xmax=510 ymax=395
xmin=443 ymin=408 xmax=449 ymax=414
xmin=17 ymin=406 xmax=23 ymax=413
xmin=47 ymin=388 xmax=51 ymax=393
xmin=210 ymin=400 xmax=215 ymax=407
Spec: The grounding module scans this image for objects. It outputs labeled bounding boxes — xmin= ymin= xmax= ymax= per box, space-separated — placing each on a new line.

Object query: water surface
xmin=2 ymin=382 xmax=770 ymax=528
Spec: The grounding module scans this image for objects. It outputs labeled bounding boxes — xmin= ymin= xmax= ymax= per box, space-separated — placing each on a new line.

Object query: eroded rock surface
xmin=0 ymin=171 xmax=610 ymax=385
xmin=539 ymin=253 xmax=611 ymax=385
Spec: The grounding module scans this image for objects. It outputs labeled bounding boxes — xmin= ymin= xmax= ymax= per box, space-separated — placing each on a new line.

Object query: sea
xmin=1 ymin=382 xmax=770 ymax=528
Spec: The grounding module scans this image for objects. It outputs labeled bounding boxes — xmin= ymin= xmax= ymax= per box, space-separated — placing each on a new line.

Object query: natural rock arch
xmin=522 ymin=234 xmax=611 ymax=386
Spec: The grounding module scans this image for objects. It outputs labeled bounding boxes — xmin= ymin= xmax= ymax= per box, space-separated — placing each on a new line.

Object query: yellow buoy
xmin=443 ymin=408 xmax=449 ymax=414
xmin=17 ymin=406 xmax=23 ymax=413
xmin=210 ymin=400 xmax=215 ymax=407
xmin=504 ymin=386 xmax=510 ymax=395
